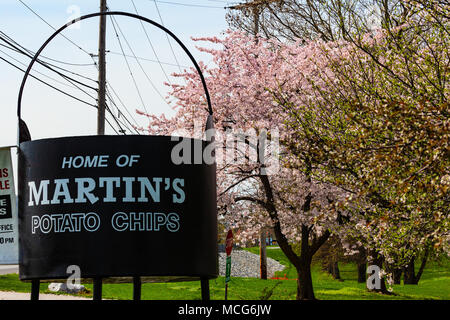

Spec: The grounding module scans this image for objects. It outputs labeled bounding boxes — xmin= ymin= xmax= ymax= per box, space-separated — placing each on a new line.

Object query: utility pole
xmin=97 ymin=0 xmax=107 ymax=135
xmin=228 ymin=0 xmax=282 ymax=37
xmin=93 ymin=0 xmax=107 ymax=301
xmin=252 ymin=3 xmax=260 ymax=36
xmin=228 ymin=0 xmax=282 ymax=11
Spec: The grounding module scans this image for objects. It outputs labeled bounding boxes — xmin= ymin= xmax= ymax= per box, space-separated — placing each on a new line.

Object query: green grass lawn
xmin=1 ymin=247 xmax=449 ymax=300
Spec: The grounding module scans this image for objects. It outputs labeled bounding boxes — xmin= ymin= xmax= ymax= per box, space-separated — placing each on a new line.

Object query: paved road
xmin=0 ymin=265 xmax=18 ymax=275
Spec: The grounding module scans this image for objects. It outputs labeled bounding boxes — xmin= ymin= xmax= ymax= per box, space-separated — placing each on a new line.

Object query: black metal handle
xmin=17 ymin=11 xmax=213 ymax=120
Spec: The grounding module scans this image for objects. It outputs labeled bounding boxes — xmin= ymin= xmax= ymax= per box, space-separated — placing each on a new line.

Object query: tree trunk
xmin=404 ymin=257 xmax=417 ymax=284
xmin=260 ymin=228 xmax=268 ymax=280
xmin=327 ymin=261 xmax=341 ymax=280
xmin=297 ymin=262 xmax=315 ymax=300
xmin=367 ymin=249 xmax=389 ymax=294
xmin=404 ymin=250 xmax=429 ymax=285
xmin=385 ymin=263 xmax=402 ymax=285
xmin=253 ymin=162 xmax=330 ymax=300
xmin=326 ymin=262 xmax=332 ymax=274
xmin=357 ymin=262 xmax=366 ymax=283
xmin=415 ymin=249 xmax=429 ymax=284
xmin=392 ymin=268 xmax=402 ymax=285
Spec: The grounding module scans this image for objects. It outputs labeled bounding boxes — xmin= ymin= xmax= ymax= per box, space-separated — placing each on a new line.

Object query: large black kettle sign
xmin=18 ymin=135 xmax=218 ymax=281
xmin=16 ymin=11 xmax=218 ymax=285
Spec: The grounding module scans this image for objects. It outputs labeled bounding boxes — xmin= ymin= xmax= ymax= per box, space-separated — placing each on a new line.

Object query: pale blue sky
xmin=0 ymin=0 xmax=233 ymax=147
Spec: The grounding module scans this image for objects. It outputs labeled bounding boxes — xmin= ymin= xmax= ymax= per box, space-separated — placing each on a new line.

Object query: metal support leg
xmin=133 ymin=276 xmax=141 ymax=301
xmin=201 ymin=278 xmax=210 ymax=301
xmin=93 ymin=277 xmax=102 ymax=301
xmin=30 ymin=279 xmax=40 ymax=300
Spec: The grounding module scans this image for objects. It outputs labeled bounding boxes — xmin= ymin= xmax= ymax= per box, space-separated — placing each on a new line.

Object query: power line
xmin=0 ymin=31 xmax=97 ymax=83
xmin=0 ymin=33 xmax=118 ymax=133
xmin=0 ymin=47 xmax=79 ymax=90
xmin=151 ymin=0 xmax=225 ymax=9
xmin=106 ymin=83 xmax=141 ymax=133
xmin=105 ymin=97 xmax=139 ymax=135
xmin=14 ymin=2 xmax=169 ymax=135
xmin=0 ymin=55 xmax=97 ymax=108
xmin=39 ymin=58 xmax=98 ymax=84
xmin=103 ymin=75 xmax=140 ymax=135
xmin=38 ymin=55 xmax=96 ymax=67
xmin=104 ymin=114 xmax=120 ymax=135
xmin=227 ymin=0 xmax=281 ymax=10
xmin=109 ymin=14 xmax=149 ymax=115
xmin=0 ymin=51 xmax=119 ymax=135
xmin=110 ymin=15 xmax=171 ymax=108
xmin=107 ymin=50 xmax=189 ymax=68
xmin=130 ymin=0 xmax=172 ymax=84
xmin=0 ymin=33 xmax=97 ymax=91
xmin=0 ymin=33 xmax=132 ymax=135
xmin=150 ymin=0 xmax=184 ymax=74
xmin=104 ymin=83 xmax=140 ymax=136
xmin=105 ymin=102 xmax=127 ymax=135
xmin=17 ymin=0 xmax=94 ymax=58
xmin=0 ymin=36 xmax=99 ymax=108
xmin=15 ymin=1 xmax=141 ymax=135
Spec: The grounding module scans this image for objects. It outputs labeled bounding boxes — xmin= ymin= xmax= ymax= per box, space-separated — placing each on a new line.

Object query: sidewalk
xmin=0 ymin=291 xmax=91 ymax=300
xmin=0 ymin=265 xmax=19 ymax=275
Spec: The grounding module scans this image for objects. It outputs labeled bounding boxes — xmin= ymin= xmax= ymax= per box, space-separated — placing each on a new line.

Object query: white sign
xmin=0 ymin=147 xmax=18 ymax=264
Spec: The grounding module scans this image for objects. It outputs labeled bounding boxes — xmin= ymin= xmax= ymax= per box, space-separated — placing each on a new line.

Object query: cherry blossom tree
xmin=138 ymin=1 xmax=448 ymax=296
xmin=271 ymin=2 xmax=449 ymax=287
xmin=138 ymin=31 xmax=348 ymax=300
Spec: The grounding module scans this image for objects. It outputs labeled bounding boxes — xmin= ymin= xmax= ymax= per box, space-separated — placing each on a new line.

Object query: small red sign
xmin=225 ymin=230 xmax=233 ymax=256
